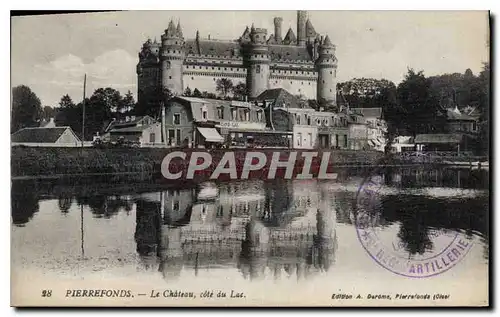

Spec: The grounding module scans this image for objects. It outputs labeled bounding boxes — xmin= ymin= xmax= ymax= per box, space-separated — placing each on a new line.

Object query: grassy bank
xmin=11 ymin=146 xmax=385 ymax=178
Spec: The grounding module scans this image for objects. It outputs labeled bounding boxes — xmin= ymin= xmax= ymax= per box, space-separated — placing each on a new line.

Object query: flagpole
xmin=82 ymin=74 xmax=87 ymax=147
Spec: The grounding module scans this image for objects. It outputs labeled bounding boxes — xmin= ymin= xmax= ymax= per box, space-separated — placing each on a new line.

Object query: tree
xmin=215 ymin=78 xmax=234 ymax=98
xmin=134 ymin=86 xmax=173 ymax=119
xmin=41 ymin=106 xmax=55 ymax=121
xmin=55 ymin=94 xmax=81 ymax=136
xmin=118 ymin=91 xmax=135 ymax=118
xmin=233 ymin=82 xmax=248 ymax=101
xmin=184 ymin=87 xmax=192 ymax=97
xmin=202 ymin=91 xmax=217 ymax=99
xmin=337 ymin=78 xmax=397 ymax=108
xmin=192 ymin=88 xmax=202 ymax=98
xmin=11 ymin=85 xmax=42 ymax=132
xmin=396 ymin=69 xmax=442 ymax=136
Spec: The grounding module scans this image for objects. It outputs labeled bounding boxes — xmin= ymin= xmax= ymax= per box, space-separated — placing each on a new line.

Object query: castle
xmin=136 ymin=11 xmax=338 ymax=106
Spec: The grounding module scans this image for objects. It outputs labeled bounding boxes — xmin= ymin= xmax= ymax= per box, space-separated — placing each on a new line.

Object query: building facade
xmin=165 ymin=96 xmax=287 ymax=148
xmin=137 ymin=11 xmax=338 ymax=106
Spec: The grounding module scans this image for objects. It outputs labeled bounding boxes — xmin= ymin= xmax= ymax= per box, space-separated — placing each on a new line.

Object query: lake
xmin=11 ymin=166 xmax=489 ymax=305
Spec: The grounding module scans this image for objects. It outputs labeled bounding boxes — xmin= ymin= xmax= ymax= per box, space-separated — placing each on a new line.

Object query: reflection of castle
xmin=133 ymin=180 xmax=338 ymax=281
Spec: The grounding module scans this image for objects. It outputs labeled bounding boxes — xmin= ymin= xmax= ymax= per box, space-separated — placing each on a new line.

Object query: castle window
xmin=173 ymin=113 xmax=181 ymax=125
xmin=191 ymin=77 xmax=194 ymax=80
xmin=322 ymin=80 xmax=325 ymax=84
xmin=302 ymin=71 xmax=304 ymax=74
xmin=224 ymin=67 xmax=227 ymax=70
xmin=301 ymin=82 xmax=304 ymax=85
xmin=244 ymin=109 xmax=250 ymax=121
xmin=212 ymin=67 xmax=214 ymax=70
xmin=217 ymin=107 xmax=224 ymax=120
xmin=290 ymin=81 xmax=292 ymax=84
xmin=330 ymin=71 xmax=333 ymax=74
xmin=169 ymin=76 xmax=172 ymax=79
xmin=167 ymin=50 xmax=170 ymax=53
xmin=296 ymin=114 xmax=301 ymax=125
xmin=296 ymin=71 xmax=298 ymax=74
xmin=231 ymin=108 xmax=237 ymax=120
xmin=257 ymin=110 xmax=263 ymax=121
xmin=330 ymin=89 xmax=332 ymax=92
xmin=218 ymin=67 xmax=221 ymax=70
xmin=256 ymin=65 xmax=261 ymax=74
xmin=307 ymin=116 xmax=311 ymax=125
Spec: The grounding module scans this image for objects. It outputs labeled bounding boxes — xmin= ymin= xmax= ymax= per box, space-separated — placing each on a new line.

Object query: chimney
xmin=297 ymin=11 xmax=307 ymax=46
xmin=274 ymin=17 xmax=283 ymax=44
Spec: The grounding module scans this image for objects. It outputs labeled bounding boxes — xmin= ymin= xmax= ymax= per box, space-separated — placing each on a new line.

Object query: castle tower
xmin=273 ymin=17 xmax=283 ymax=44
xmin=297 ymin=11 xmax=307 ymax=47
xmin=137 ymin=38 xmax=161 ymax=107
xmin=316 ymin=35 xmax=337 ymax=105
xmin=246 ymin=26 xmax=270 ymax=99
xmin=160 ymin=20 xmax=185 ymax=95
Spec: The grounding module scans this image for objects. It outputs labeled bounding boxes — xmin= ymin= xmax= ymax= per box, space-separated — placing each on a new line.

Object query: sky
xmin=11 ymin=10 xmax=489 ymax=107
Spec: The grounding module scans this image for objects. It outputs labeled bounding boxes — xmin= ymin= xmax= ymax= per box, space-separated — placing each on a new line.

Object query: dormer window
xmin=201 ymin=105 xmax=208 ymax=120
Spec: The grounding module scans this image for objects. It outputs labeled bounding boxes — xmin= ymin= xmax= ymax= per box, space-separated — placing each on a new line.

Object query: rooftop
xmin=11 ymin=127 xmax=79 ymax=143
xmin=414 ymin=133 xmax=464 ymax=144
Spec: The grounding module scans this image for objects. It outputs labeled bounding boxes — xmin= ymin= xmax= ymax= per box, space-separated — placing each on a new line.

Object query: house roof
xmin=173 ymin=96 xmax=261 ymax=122
xmin=414 ymin=133 xmax=463 ymax=144
xmin=351 ymin=107 xmax=383 ymax=119
xmin=11 ymin=127 xmax=79 ymax=143
xmin=256 ymin=88 xmax=310 ymax=109
xmin=446 ymin=108 xmax=475 ymax=121
xmin=106 ymin=116 xmax=155 ymax=132
xmin=110 ymin=124 xmax=157 ymax=133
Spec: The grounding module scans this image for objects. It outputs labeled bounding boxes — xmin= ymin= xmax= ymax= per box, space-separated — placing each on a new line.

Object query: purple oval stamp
xmin=354 ymin=171 xmax=473 ymax=278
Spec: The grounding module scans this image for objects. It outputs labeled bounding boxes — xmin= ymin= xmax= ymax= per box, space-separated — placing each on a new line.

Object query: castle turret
xmin=160 ymin=19 xmax=185 ymax=95
xmin=297 ymin=11 xmax=307 ymax=46
xmin=246 ymin=27 xmax=270 ymax=99
xmin=273 ymin=17 xmax=283 ymax=44
xmin=316 ymin=35 xmax=337 ymax=105
xmin=137 ymin=38 xmax=161 ymax=106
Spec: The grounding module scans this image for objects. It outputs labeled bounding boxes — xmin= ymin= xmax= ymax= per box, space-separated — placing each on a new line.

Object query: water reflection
xmin=10 ymin=166 xmax=489 ymax=281
xmin=133 ymin=180 xmax=338 ymax=281
xmin=11 ymin=181 xmax=39 ymax=226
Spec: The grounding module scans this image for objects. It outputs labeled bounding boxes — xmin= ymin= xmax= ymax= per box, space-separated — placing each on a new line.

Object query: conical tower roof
xmin=322 ymin=35 xmax=333 ymax=47
xmin=166 ymin=20 xmax=176 ymax=37
xmin=305 ymin=19 xmax=316 ymax=37
xmin=176 ymin=21 xmax=183 ymax=37
xmin=283 ymin=27 xmax=296 ymax=44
